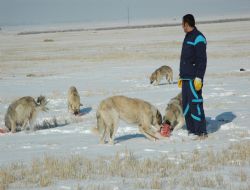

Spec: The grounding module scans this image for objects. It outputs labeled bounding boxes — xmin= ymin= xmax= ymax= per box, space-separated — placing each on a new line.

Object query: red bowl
xmin=160 ymin=123 xmax=171 ymax=137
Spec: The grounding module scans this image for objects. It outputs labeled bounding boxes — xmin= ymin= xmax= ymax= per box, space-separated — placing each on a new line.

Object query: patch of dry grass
xmin=207 ymin=71 xmax=250 ymax=78
xmin=150 ymin=176 xmax=162 ymax=189
xmin=26 ymin=73 xmax=55 ymax=78
xmin=0 ymin=141 xmax=249 ymax=189
xmin=43 ymin=39 xmax=54 ymax=42
xmin=2 ymin=50 xmax=179 ymax=63
xmin=233 ymin=169 xmax=248 ymax=182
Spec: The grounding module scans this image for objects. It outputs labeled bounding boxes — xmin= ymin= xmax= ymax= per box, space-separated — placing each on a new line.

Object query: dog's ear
xmin=37 ymin=95 xmax=44 ymax=104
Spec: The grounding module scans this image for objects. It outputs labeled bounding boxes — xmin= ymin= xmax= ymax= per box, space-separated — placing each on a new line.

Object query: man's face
xmin=182 ymin=21 xmax=189 ymax=33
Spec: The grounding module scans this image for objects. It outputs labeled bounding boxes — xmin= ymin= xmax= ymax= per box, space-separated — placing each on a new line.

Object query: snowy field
xmin=0 ymin=20 xmax=250 ymax=189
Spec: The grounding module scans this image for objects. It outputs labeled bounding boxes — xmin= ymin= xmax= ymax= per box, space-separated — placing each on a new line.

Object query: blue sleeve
xmin=195 ymin=41 xmax=207 ymax=79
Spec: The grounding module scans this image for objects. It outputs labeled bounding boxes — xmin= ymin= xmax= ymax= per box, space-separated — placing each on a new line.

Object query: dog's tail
xmin=92 ymin=110 xmax=106 ymax=137
xmin=36 ymin=96 xmax=49 ymax=112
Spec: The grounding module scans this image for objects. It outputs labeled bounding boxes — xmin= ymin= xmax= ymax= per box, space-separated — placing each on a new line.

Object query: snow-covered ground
xmin=0 ymin=20 xmax=250 ymax=189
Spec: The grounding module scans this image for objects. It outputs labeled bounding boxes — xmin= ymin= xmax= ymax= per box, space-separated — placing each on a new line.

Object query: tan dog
xmin=163 ymin=93 xmax=185 ymax=131
xmin=150 ymin=65 xmax=173 ymax=85
xmin=5 ymin=96 xmax=48 ymax=133
xmin=68 ymin=86 xmax=82 ymax=115
xmin=92 ymin=95 xmax=163 ymax=144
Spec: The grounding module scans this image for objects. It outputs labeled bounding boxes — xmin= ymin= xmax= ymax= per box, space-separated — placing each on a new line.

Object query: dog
xmin=68 ymin=86 xmax=82 ymax=115
xmin=5 ymin=96 xmax=48 ymax=133
xmin=92 ymin=95 xmax=163 ymax=144
xmin=150 ymin=65 xmax=173 ymax=85
xmin=163 ymin=93 xmax=185 ymax=131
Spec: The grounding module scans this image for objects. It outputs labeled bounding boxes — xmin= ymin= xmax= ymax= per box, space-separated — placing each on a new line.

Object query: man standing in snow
xmin=178 ymin=14 xmax=208 ymax=139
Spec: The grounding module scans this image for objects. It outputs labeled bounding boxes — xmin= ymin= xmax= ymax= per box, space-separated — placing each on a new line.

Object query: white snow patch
xmin=22 ymin=145 xmax=32 ymax=149
xmin=196 ymin=145 xmax=202 ymax=149
xmin=208 ymin=91 xmax=235 ymax=98
xmin=213 ymin=87 xmax=225 ymax=90
xmin=60 ymin=186 xmax=71 ymax=190
xmin=121 ymin=79 xmax=136 ymax=83
xmin=239 ymin=95 xmax=250 ymax=97
xmin=220 ymin=123 xmax=238 ymax=130
xmin=229 ymin=139 xmax=239 ymax=142
xmin=159 ymin=150 xmax=169 ymax=153
xmin=174 ymin=129 xmax=189 ymax=137
xmin=80 ymin=130 xmax=92 ymax=134
xmin=144 ymin=148 xmax=156 ymax=152
xmin=75 ymin=147 xmax=88 ymax=150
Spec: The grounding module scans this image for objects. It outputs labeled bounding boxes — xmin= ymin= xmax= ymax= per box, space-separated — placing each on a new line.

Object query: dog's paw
xmin=108 ymin=140 xmax=115 ymax=145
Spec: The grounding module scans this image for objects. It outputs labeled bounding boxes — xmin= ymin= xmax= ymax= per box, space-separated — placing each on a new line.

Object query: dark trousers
xmin=182 ymin=80 xmax=207 ymax=135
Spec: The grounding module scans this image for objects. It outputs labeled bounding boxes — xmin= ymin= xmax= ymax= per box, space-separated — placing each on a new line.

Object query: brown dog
xmin=68 ymin=86 xmax=82 ymax=115
xmin=150 ymin=65 xmax=173 ymax=85
xmin=92 ymin=95 xmax=163 ymax=144
xmin=163 ymin=93 xmax=185 ymax=131
xmin=5 ymin=96 xmax=48 ymax=132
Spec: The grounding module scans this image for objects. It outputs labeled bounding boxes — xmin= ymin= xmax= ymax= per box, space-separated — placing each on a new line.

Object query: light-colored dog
xmin=68 ymin=86 xmax=82 ymax=115
xmin=150 ymin=65 xmax=173 ymax=85
xmin=92 ymin=95 xmax=163 ymax=144
xmin=163 ymin=93 xmax=185 ymax=131
xmin=5 ymin=96 xmax=48 ymax=133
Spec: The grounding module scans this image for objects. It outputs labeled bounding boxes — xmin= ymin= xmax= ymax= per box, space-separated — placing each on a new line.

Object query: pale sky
xmin=0 ymin=0 xmax=249 ymax=26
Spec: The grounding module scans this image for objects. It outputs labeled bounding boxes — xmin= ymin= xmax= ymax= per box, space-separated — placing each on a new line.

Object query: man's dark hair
xmin=183 ymin=14 xmax=195 ymax=27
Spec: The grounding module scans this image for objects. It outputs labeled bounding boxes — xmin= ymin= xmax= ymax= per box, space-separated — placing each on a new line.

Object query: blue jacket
xmin=179 ymin=27 xmax=207 ymax=80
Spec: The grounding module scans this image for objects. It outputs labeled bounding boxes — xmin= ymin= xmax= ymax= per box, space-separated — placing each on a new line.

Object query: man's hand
xmin=194 ymin=77 xmax=202 ymax=91
xmin=178 ymin=79 xmax=182 ymax=88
